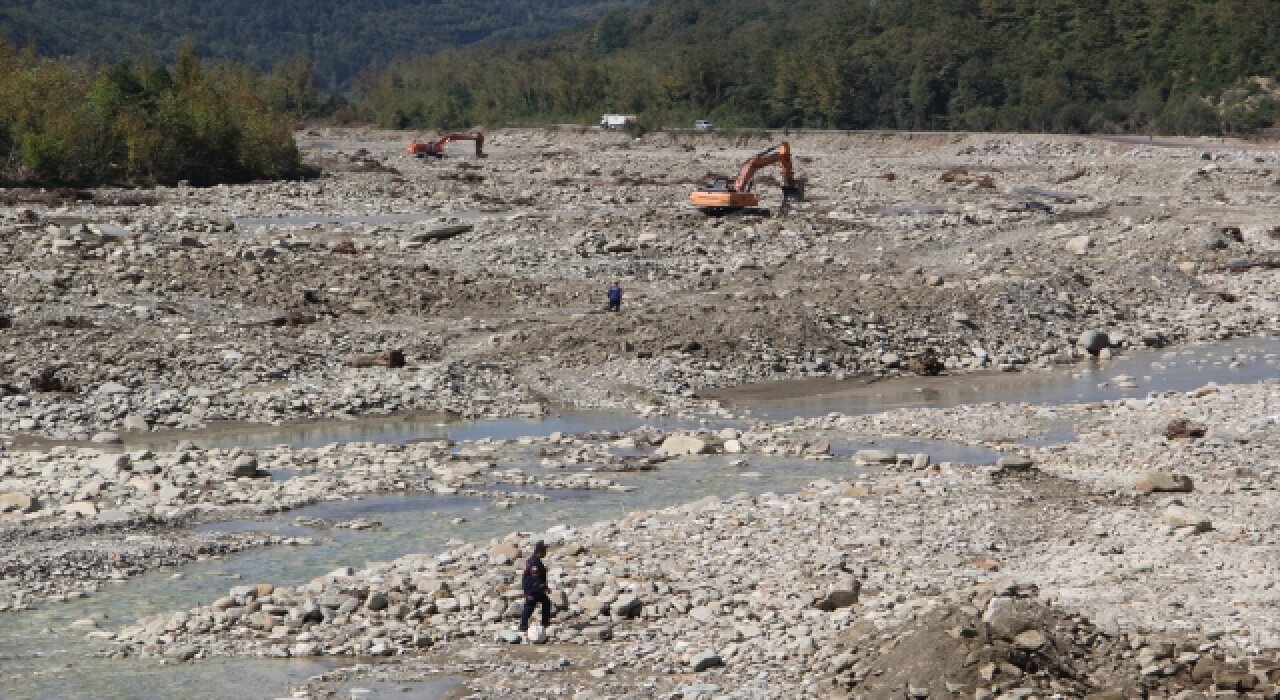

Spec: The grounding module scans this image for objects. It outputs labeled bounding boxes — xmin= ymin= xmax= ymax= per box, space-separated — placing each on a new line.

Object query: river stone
xmin=436 ymin=597 xmax=460 ymax=613
xmin=92 ymin=453 xmax=131 ymax=471
xmin=230 ymin=455 xmax=260 ymax=477
xmin=612 ymin=594 xmax=643 ymax=618
xmin=1077 ymin=330 xmax=1111 ymax=355
xmin=982 ymin=597 xmax=1037 ymax=640
xmin=659 ymin=434 xmax=712 ymax=456
xmin=691 ymin=652 xmax=724 ymax=672
xmin=365 ymin=591 xmax=388 ymax=611
xmin=164 ymin=644 xmax=198 ymax=661
xmin=0 ymin=491 xmax=36 ymax=513
xmin=1162 ymin=505 xmax=1212 ymax=532
xmin=997 ymin=455 xmax=1035 ymax=471
xmin=1014 ymin=629 xmax=1047 ymax=650
xmin=814 ymin=584 xmax=861 ymax=611
xmin=61 ymin=502 xmax=98 ymax=518
xmin=495 ymin=629 xmax=522 ymax=644
xmin=1136 ymin=471 xmax=1194 ymax=493
xmin=121 ymin=414 xmax=150 ymax=432
xmin=580 ymin=596 xmax=609 ymax=617
xmin=491 ymin=542 xmax=520 ymax=560
xmin=854 ymin=449 xmax=897 ymax=464
xmin=1065 ymin=235 xmax=1093 ymax=255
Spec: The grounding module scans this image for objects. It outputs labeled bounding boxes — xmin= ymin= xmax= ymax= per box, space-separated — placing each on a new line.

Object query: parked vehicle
xmin=600 ymin=114 xmax=637 ymax=129
xmin=695 ymin=119 xmax=714 ymax=130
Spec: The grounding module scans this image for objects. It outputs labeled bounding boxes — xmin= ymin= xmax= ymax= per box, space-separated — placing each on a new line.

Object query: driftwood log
xmin=348 ymin=350 xmax=406 ymax=368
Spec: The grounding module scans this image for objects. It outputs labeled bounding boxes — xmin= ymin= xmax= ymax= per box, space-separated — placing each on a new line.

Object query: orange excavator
xmin=406 ymin=132 xmax=485 ymax=158
xmin=689 ymin=141 xmax=804 ymax=214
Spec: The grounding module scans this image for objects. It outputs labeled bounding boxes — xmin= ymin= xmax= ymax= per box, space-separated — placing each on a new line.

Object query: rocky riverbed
xmin=2 ymin=128 xmax=1278 ymax=440
xmin=103 ymin=378 xmax=1280 ymax=699
xmin=2 ymin=127 xmax=1279 ymax=698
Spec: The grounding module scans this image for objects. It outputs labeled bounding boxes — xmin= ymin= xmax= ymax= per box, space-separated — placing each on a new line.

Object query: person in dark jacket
xmin=518 ymin=541 xmax=552 ymax=632
xmin=606 ymin=281 xmax=622 ymax=312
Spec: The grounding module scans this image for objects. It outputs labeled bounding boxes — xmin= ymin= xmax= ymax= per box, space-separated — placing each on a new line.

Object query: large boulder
xmin=982 ymin=596 xmax=1041 ymax=640
xmin=1064 ymin=235 xmax=1093 ymax=255
xmin=612 ymin=594 xmax=643 ymax=618
xmin=996 ymin=455 xmax=1035 ymax=471
xmin=0 ymin=491 xmax=37 ymax=514
xmin=230 ymin=455 xmax=261 ymax=478
xmin=854 ymin=448 xmax=897 ymax=464
xmin=691 ymin=652 xmax=724 ymax=672
xmin=1162 ymin=505 xmax=1211 ymax=532
xmin=1136 ymin=471 xmax=1194 ymax=493
xmin=659 ymin=434 xmax=712 ymax=457
xmin=814 ymin=583 xmax=861 ymax=611
xmin=1077 ymin=330 xmax=1110 ymax=355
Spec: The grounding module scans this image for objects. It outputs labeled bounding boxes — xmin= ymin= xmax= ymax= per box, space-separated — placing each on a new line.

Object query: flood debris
xmin=410 ymin=224 xmax=473 ymax=242
xmin=941 ymin=167 xmax=995 ymax=188
xmin=347 ymin=349 xmax=406 ymax=368
xmin=1053 ymin=167 xmax=1088 ymax=184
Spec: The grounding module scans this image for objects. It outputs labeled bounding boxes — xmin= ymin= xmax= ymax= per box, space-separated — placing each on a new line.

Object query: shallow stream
xmin=3 ymin=336 xmax=1277 ymax=699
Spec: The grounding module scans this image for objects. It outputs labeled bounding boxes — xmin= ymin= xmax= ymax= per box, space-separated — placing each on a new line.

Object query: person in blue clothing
xmin=606 ymin=281 xmax=622 ymax=312
xmin=518 ymin=541 xmax=552 ymax=632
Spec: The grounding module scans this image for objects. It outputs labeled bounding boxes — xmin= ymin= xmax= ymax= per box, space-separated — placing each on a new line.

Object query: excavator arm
xmin=732 ymin=143 xmax=795 ymax=193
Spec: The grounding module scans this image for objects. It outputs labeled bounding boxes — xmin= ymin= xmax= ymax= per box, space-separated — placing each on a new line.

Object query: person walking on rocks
xmin=518 ymin=541 xmax=552 ymax=633
xmin=605 ymin=281 xmax=623 ymax=312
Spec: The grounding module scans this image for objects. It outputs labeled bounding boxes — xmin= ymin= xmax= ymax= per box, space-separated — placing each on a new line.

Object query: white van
xmin=695 ymin=119 xmax=714 ymax=130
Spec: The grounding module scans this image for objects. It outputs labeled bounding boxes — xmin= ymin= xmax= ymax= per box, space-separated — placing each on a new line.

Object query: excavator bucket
xmin=782 ymin=179 xmax=805 ymax=202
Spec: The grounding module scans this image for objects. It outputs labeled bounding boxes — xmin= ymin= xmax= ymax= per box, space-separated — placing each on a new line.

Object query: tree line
xmin=353 ymin=0 xmax=1280 ymax=135
xmin=0 ymin=0 xmax=645 ymax=90
xmin=5 ymin=0 xmax=1280 ymax=188
xmin=0 ymin=40 xmax=309 ymax=187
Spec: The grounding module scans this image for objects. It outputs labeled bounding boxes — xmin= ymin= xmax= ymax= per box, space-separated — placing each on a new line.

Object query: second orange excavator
xmin=689 ymin=141 xmax=804 ymax=214
xmin=406 ymin=132 xmax=485 ymax=158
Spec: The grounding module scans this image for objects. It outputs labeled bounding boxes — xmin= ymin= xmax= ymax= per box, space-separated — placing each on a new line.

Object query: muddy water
xmin=3 ymin=336 xmax=1276 ymax=699
xmin=25 ymin=410 xmax=707 ymax=455
xmin=723 ymin=336 xmax=1280 ymax=421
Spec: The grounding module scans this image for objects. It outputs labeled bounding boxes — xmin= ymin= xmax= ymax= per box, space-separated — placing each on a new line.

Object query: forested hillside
xmin=0 ymin=0 xmax=646 ymax=89
xmin=359 ymin=0 xmax=1280 ymax=134
xmin=0 ymin=41 xmax=306 ymax=187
